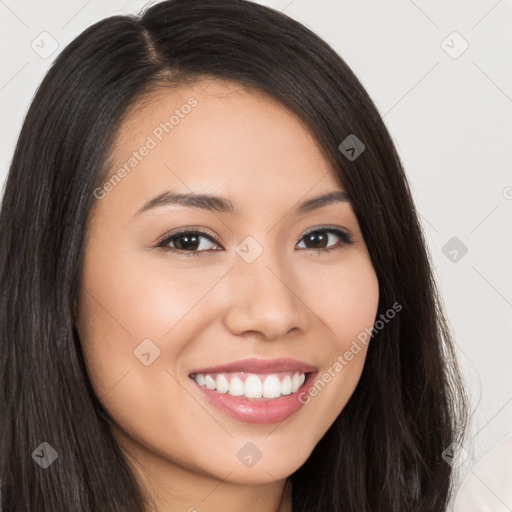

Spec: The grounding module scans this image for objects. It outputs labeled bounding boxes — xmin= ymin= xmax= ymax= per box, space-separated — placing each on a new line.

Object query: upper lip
xmin=189 ymin=357 xmax=318 ymax=375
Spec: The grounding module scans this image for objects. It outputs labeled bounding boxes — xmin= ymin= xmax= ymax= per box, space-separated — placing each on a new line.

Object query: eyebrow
xmin=131 ymin=188 xmax=351 ymax=218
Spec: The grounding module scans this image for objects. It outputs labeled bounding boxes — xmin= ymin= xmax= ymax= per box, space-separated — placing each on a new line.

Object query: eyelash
xmin=154 ymin=225 xmax=354 ymax=257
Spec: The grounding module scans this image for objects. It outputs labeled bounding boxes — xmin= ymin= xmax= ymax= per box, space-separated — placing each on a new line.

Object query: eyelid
xmin=300 ymin=224 xmax=348 ymax=239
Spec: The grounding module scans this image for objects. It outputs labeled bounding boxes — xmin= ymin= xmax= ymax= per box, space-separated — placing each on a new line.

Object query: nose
xmin=221 ymin=249 xmax=311 ymax=341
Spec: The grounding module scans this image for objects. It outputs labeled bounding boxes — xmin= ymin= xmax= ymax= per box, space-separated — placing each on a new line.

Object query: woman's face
xmin=76 ymin=78 xmax=379 ymax=488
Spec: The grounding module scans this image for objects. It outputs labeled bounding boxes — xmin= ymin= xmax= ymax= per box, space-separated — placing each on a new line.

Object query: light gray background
xmin=1 ymin=0 xmax=511 ymax=509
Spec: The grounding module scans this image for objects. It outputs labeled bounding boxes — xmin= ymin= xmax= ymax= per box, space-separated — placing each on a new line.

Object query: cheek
xmin=76 ymin=245 xmax=231 ymax=430
xmin=75 ymin=246 xmax=185 ymax=400
xmin=295 ymin=254 xmax=379 ymax=433
xmin=79 ymin=245 xmax=226 ymax=347
xmin=76 ymin=247 xmax=204 ymax=462
xmin=304 ymin=252 xmax=380 ymax=345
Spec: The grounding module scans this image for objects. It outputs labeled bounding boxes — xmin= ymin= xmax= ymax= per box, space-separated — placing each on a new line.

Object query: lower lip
xmin=190 ymin=372 xmax=317 ymax=424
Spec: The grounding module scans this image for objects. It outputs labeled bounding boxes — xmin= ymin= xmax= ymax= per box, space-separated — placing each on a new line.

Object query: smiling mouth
xmin=189 ymin=371 xmax=311 ymax=400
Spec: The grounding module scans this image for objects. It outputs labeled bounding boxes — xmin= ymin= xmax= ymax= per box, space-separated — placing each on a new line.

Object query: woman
xmin=0 ymin=0 xmax=468 ymax=510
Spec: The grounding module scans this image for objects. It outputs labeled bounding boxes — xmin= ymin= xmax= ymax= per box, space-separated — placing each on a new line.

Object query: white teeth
xmin=281 ymin=375 xmax=292 ymax=395
xmin=216 ymin=374 xmax=229 ymax=393
xmin=263 ymin=375 xmax=282 ymax=398
xmin=229 ymin=376 xmax=245 ymax=396
xmin=244 ymin=375 xmax=263 ymax=398
xmin=193 ymin=371 xmax=307 ymax=399
xmin=205 ymin=375 xmax=216 ymax=389
xmin=291 ymin=373 xmax=300 ymax=392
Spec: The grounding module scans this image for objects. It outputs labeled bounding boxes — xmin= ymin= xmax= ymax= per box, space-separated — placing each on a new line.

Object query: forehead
xmin=97 ymin=78 xmax=342 ymax=219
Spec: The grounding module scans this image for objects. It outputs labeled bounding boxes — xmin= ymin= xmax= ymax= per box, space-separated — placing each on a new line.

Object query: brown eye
xmin=297 ymin=227 xmax=354 ymax=251
xmin=156 ymin=230 xmax=222 ymax=256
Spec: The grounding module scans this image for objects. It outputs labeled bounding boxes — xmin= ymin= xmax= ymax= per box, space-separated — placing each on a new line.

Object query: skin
xmin=76 ymin=78 xmax=379 ymax=512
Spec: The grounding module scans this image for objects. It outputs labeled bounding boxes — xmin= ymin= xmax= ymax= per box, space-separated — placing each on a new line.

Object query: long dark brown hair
xmin=0 ymin=0 xmax=468 ymax=510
